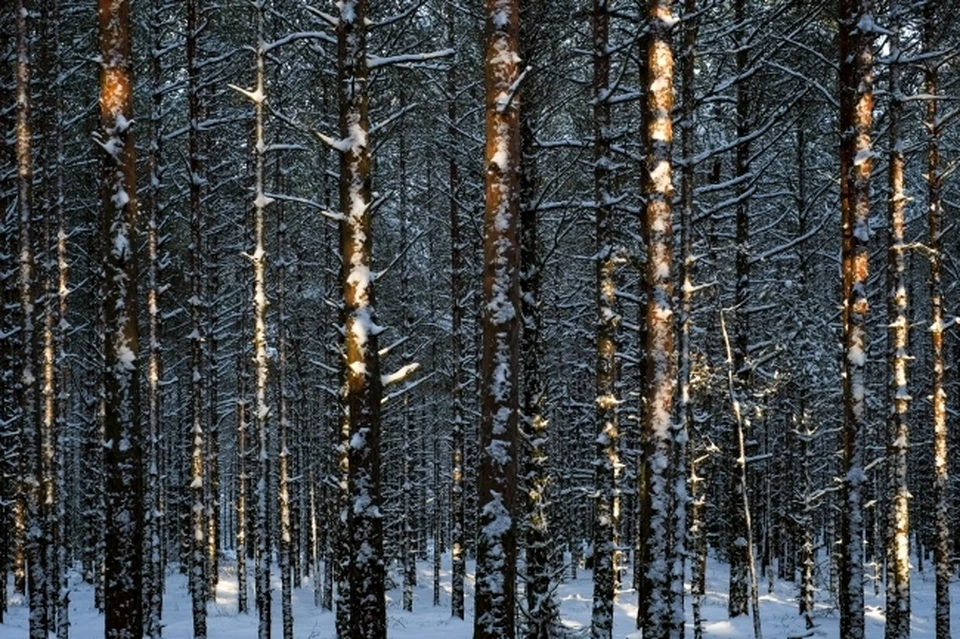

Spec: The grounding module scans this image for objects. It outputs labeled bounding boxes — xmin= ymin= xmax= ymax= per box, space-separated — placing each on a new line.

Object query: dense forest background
xmin=2 ymin=0 xmax=960 ymax=638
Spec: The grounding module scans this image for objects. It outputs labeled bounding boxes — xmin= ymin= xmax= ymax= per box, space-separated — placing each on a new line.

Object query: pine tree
xmin=97 ymin=0 xmax=145 ymax=635
xmin=475 ymin=0 xmax=522 ymax=636
xmin=923 ymin=4 xmax=950 ymax=637
xmin=638 ymin=3 xmax=684 ymax=638
xmin=884 ymin=3 xmax=910 ymax=637
xmin=838 ymin=1 xmax=874 ymax=637
xmin=330 ymin=1 xmax=387 ymax=636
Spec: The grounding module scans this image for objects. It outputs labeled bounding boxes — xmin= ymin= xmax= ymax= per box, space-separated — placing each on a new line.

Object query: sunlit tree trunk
xmin=591 ymin=1 xmax=619 ymax=637
xmin=97 ymin=0 xmax=144 ymax=635
xmin=333 ymin=2 xmax=387 ymax=637
xmin=884 ymin=4 xmax=909 ymax=638
xmin=186 ymin=0 xmax=208 ymax=633
xmin=143 ymin=0 xmax=167 ymax=631
xmin=236 ymin=341 xmax=249 ymax=614
xmin=276 ymin=170 xmax=294 ymax=639
xmin=680 ymin=2 xmax=701 ymax=637
xmin=205 ymin=244 xmax=220 ymax=603
xmin=475 ymin=0 xmax=521 ymax=636
xmin=838 ymin=2 xmax=874 ymax=638
xmin=229 ymin=1 xmax=273 ymax=634
xmin=637 ymin=2 xmax=683 ymax=638
xmin=39 ymin=0 xmax=70 ymax=632
xmin=923 ymin=4 xmax=950 ymax=637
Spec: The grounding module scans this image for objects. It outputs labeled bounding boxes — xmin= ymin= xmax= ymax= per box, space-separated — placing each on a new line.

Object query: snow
xmin=116 ymin=345 xmax=136 ymax=371
xmin=3 ymin=552 xmax=957 ymax=639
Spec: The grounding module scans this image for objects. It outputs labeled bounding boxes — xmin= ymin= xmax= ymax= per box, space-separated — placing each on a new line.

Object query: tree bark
xmin=335 ymin=2 xmax=387 ymax=637
xmin=591 ymin=2 xmax=619 ymax=638
xmin=97 ymin=0 xmax=144 ymax=635
xmin=186 ymin=0 xmax=208 ymax=632
xmin=638 ymin=3 xmax=683 ymax=638
xmin=475 ymin=0 xmax=522 ymax=636
xmin=446 ymin=0 xmax=466 ymax=620
xmin=838 ymin=2 xmax=874 ymax=638
xmin=923 ymin=4 xmax=950 ymax=638
xmin=884 ymin=4 xmax=909 ymax=637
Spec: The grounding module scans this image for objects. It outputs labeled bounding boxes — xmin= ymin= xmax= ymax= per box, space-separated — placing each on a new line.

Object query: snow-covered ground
xmin=1 ymin=553 xmax=957 ymax=638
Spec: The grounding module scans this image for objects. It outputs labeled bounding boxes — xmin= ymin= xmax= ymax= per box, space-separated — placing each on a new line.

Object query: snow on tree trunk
xmin=16 ymin=2 xmax=48 ymax=636
xmin=923 ymin=5 xmax=950 ymax=638
xmin=838 ymin=2 xmax=874 ymax=638
xmin=446 ymin=0 xmax=466 ymax=620
xmin=727 ymin=0 xmax=751 ymax=618
xmin=229 ymin=0 xmax=274 ymax=633
xmin=187 ymin=0 xmax=208 ymax=633
xmin=679 ymin=2 xmax=700 ymax=637
xmin=97 ymin=0 xmax=145 ymax=636
xmin=277 ymin=172 xmax=294 ymax=639
xmin=638 ymin=3 xmax=684 ymax=638
xmin=235 ymin=343 xmax=249 ymax=615
xmin=884 ymin=5 xmax=910 ymax=638
xmin=334 ymin=2 xmax=387 ymax=637
xmin=475 ymin=0 xmax=522 ymax=637
xmin=518 ymin=11 xmax=557 ymax=633
xmin=591 ymin=1 xmax=620 ymax=637
xmin=143 ymin=0 xmax=167 ymax=629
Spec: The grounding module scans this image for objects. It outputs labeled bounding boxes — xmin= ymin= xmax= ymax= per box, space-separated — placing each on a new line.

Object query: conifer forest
xmin=3 ymin=1 xmax=960 ymax=638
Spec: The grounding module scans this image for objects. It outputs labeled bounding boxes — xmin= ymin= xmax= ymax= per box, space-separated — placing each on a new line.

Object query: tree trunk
xmin=334 ymin=2 xmax=387 ymax=637
xmin=16 ymin=2 xmax=47 ymax=636
xmin=475 ymin=0 xmax=521 ymax=636
xmin=638 ymin=3 xmax=683 ymax=638
xmin=187 ymin=0 xmax=208 ymax=633
xmin=924 ymin=4 xmax=950 ymax=638
xmin=884 ymin=4 xmax=909 ymax=637
xmin=447 ymin=0 xmax=466 ymax=620
xmin=838 ymin=2 xmax=874 ymax=638
xmin=97 ymin=0 xmax=144 ymax=635
xmin=519 ymin=9 xmax=556 ymax=633
xmin=591 ymin=2 xmax=619 ymax=638
xmin=276 ymin=163 xmax=294 ymax=639
xmin=680 ymin=2 xmax=700 ymax=637
xmin=728 ymin=0 xmax=751 ymax=617
xmin=143 ymin=0 xmax=166 ymax=629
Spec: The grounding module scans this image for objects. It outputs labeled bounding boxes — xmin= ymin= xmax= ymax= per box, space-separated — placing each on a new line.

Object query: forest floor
xmin=1 ymin=552 xmax=958 ymax=638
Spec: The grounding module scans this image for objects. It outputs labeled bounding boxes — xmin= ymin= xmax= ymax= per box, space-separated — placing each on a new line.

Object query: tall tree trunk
xmin=884 ymin=4 xmax=909 ymax=638
xmin=728 ymin=0 xmax=751 ymax=617
xmin=398 ymin=92 xmax=416 ymax=614
xmin=475 ymin=0 xmax=521 ymax=636
xmin=838 ymin=2 xmax=874 ymax=638
xmin=334 ymin=2 xmax=386 ymax=637
xmin=97 ymin=0 xmax=144 ymax=635
xmin=186 ymin=0 xmax=208 ymax=633
xmin=638 ymin=3 xmax=683 ymax=638
xmin=206 ymin=239 xmax=221 ymax=601
xmin=143 ymin=0 xmax=166 ymax=630
xmin=0 ymin=10 xmax=14 ymax=620
xmin=228 ymin=0 xmax=273 ymax=633
xmin=446 ymin=0 xmax=466 ymax=620
xmin=924 ymin=4 xmax=950 ymax=637
xmin=519 ymin=10 xmax=556 ymax=634
xmin=277 ymin=168 xmax=294 ymax=639
xmin=591 ymin=1 xmax=620 ymax=637
xmin=236 ymin=342 xmax=249 ymax=614
xmin=680 ymin=2 xmax=700 ymax=637
xmin=16 ymin=2 xmax=47 ymax=636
